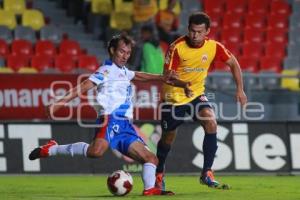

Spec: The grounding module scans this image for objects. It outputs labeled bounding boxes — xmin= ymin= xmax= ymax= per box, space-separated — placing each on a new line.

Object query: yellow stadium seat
xmin=22 ymin=9 xmax=45 ymax=31
xmin=114 ymin=0 xmax=133 ymax=14
xmin=159 ymin=0 xmax=181 ymax=15
xmin=91 ymin=0 xmax=113 ymax=15
xmin=18 ymin=67 xmax=38 ymax=73
xmin=4 ymin=0 xmax=26 ymax=15
xmin=0 ymin=67 xmax=14 ymax=73
xmin=0 ymin=10 xmax=17 ymax=30
xmin=281 ymin=70 xmax=300 ymax=91
xmin=133 ymin=0 xmax=158 ymax=23
xmin=110 ymin=12 xmax=133 ymax=30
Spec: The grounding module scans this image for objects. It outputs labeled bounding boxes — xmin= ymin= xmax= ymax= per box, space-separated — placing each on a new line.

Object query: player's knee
xmin=204 ymin=119 xmax=217 ymax=133
xmin=144 ymin=154 xmax=158 ymax=166
xmin=87 ymin=146 xmax=105 ymax=158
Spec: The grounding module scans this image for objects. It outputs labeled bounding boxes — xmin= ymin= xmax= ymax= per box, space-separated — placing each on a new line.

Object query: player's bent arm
xmin=47 ymin=79 xmax=96 ymax=116
xmin=226 ymin=55 xmax=248 ymax=105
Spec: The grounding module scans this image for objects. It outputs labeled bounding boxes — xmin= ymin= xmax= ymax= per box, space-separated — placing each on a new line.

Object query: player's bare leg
xmin=127 ymin=141 xmax=175 ymax=196
xmin=86 ymin=138 xmax=109 ymax=158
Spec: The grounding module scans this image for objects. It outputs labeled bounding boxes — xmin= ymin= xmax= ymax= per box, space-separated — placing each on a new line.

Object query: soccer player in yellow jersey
xmin=155 ymin=12 xmax=248 ymax=190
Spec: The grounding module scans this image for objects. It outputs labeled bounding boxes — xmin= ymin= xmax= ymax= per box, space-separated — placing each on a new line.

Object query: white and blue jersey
xmin=89 ymin=60 xmax=145 ymax=155
xmin=89 ymin=60 xmax=135 ymax=119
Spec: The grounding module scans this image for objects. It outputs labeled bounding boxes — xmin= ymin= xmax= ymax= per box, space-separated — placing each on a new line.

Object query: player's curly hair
xmin=188 ymin=12 xmax=211 ymax=30
xmin=107 ymin=33 xmax=135 ymax=58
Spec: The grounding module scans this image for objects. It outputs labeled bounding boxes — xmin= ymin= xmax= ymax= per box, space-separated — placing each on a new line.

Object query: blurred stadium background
xmin=0 ymin=0 xmax=300 ymax=192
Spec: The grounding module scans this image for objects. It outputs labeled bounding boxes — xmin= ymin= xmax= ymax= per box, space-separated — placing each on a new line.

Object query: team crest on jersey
xmin=201 ymin=54 xmax=208 ymax=62
xmin=103 ymin=69 xmax=109 ymax=76
xmin=119 ymin=73 xmax=125 ymax=78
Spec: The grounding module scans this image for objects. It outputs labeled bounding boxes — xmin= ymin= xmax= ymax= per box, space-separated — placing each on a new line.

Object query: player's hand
xmin=236 ymin=89 xmax=247 ymax=106
xmin=184 ymin=83 xmax=194 ymax=98
xmin=163 ymin=70 xmax=178 ymax=84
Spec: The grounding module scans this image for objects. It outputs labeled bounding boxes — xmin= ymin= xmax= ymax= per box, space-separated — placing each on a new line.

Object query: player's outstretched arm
xmin=46 ymin=79 xmax=96 ymax=118
xmin=133 ymin=71 xmax=193 ymax=97
xmin=226 ymin=55 xmax=248 ymax=106
xmin=133 ymin=71 xmax=165 ymax=81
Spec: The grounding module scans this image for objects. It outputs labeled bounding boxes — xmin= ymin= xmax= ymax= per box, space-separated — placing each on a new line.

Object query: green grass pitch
xmin=1 ymin=175 xmax=300 ymax=200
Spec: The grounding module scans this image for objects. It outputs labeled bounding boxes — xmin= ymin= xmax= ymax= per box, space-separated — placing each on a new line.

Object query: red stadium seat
xmin=11 ymin=39 xmax=33 ymax=57
xmin=203 ymin=0 xmax=225 ymax=15
xmin=248 ymin=0 xmax=270 ymax=14
xmin=238 ymin=56 xmax=259 ymax=73
xmin=225 ymin=0 xmax=247 ymax=14
xmin=208 ymin=27 xmax=220 ymax=40
xmin=59 ymin=39 xmax=81 ymax=59
xmin=266 ymin=27 xmax=288 ymax=43
xmin=55 ymin=54 xmax=76 ymax=73
xmin=259 ymin=56 xmax=282 ymax=73
xmin=223 ymin=12 xmax=244 ymax=28
xmin=244 ymin=26 xmax=265 ymax=43
xmin=270 ymin=0 xmax=291 ymax=15
xmin=31 ymin=54 xmax=53 ymax=72
xmin=7 ymin=54 xmax=29 ymax=72
xmin=0 ymin=39 xmax=9 ymax=58
xmin=213 ymin=60 xmax=230 ymax=72
xmin=267 ymin=13 xmax=289 ymax=29
xmin=264 ymin=42 xmax=286 ymax=58
xmin=78 ymin=55 xmax=99 ymax=72
xmin=35 ymin=40 xmax=56 ymax=57
xmin=221 ymin=27 xmax=243 ymax=44
xmin=207 ymin=12 xmax=223 ymax=29
xmin=224 ymin=42 xmax=241 ymax=57
xmin=245 ymin=13 xmax=267 ymax=29
xmin=242 ymin=43 xmax=264 ymax=58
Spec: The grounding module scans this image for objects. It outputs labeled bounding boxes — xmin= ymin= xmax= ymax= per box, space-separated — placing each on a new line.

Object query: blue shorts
xmin=161 ymin=94 xmax=212 ymax=131
xmin=94 ymin=115 xmax=145 ymax=155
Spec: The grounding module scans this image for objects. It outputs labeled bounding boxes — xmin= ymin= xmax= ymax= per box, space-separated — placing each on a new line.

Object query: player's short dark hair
xmin=107 ymin=33 xmax=135 ymax=57
xmin=188 ymin=12 xmax=211 ymax=29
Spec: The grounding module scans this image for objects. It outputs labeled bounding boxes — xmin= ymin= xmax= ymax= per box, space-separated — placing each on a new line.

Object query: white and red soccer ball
xmin=107 ymin=170 xmax=133 ymax=196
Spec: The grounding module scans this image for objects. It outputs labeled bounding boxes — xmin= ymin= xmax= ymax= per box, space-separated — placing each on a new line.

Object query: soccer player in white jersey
xmin=28 ymin=34 xmax=189 ymax=196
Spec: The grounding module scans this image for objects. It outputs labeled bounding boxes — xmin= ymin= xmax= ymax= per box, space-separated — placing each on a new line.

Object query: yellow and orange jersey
xmin=163 ymin=36 xmax=231 ymax=105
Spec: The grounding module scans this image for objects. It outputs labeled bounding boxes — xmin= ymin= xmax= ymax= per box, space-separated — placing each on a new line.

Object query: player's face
xmin=188 ymin=23 xmax=210 ymax=47
xmin=112 ymin=40 xmax=132 ymax=67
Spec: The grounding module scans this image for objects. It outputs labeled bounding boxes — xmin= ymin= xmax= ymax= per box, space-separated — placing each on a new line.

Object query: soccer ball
xmin=107 ymin=170 xmax=133 ymax=196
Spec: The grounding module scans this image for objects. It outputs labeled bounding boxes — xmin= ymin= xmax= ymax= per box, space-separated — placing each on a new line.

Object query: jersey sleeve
xmin=164 ymin=44 xmax=180 ymax=71
xmin=126 ymin=69 xmax=135 ymax=80
xmin=215 ymin=42 xmax=232 ymax=62
xmin=89 ymin=67 xmax=107 ymax=85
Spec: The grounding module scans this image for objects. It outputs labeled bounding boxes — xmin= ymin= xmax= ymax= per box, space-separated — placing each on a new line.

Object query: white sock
xmin=142 ymin=162 xmax=156 ymax=190
xmin=49 ymin=142 xmax=89 ymax=157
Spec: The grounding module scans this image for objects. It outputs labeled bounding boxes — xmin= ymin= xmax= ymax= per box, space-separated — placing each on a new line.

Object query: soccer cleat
xmin=200 ymin=170 xmax=230 ymax=190
xmin=29 ymin=140 xmax=58 ymax=160
xmin=200 ymin=169 xmax=220 ymax=188
xmin=155 ymin=173 xmax=166 ymax=191
xmin=142 ymin=187 xmax=175 ymax=196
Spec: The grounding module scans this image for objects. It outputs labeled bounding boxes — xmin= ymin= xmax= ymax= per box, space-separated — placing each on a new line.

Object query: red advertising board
xmin=0 ymin=74 xmax=162 ymax=120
